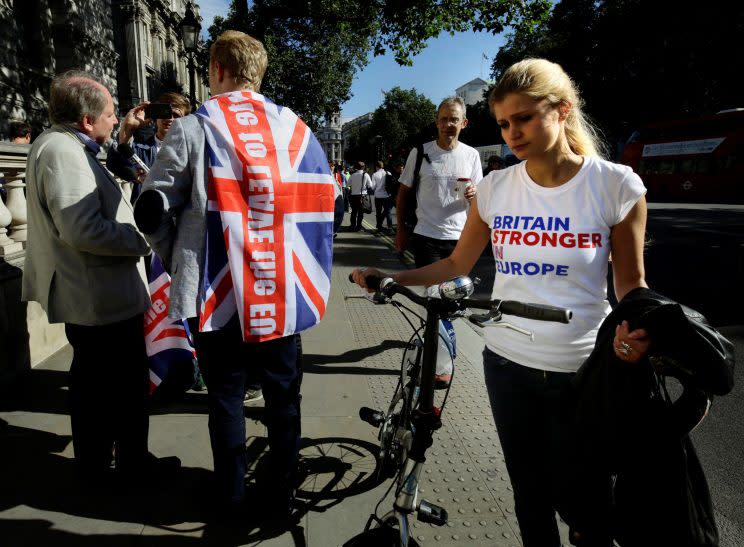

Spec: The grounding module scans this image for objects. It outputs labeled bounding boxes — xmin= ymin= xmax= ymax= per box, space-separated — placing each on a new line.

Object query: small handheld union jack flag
xmin=144 ymin=254 xmax=196 ymax=394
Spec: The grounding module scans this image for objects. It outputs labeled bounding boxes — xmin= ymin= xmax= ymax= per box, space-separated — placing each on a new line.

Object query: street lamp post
xmin=179 ymin=2 xmax=201 ymax=109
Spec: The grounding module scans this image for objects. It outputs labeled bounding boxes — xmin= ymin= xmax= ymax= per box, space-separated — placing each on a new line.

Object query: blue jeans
xmin=191 ymin=323 xmax=302 ymax=505
xmin=483 ymin=348 xmax=574 ymax=547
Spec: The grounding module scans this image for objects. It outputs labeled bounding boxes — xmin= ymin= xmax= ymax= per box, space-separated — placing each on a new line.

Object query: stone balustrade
xmin=0 ymin=142 xmax=29 ymax=256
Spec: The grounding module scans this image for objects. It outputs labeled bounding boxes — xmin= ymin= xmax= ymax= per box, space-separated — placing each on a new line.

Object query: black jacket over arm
xmin=564 ymin=287 xmax=734 ymax=547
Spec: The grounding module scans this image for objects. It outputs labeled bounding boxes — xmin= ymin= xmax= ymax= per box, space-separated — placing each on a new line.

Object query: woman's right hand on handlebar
xmin=351 ymin=267 xmax=384 ymax=292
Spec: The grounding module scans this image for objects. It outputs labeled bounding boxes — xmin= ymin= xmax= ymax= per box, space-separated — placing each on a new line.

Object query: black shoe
xmin=434 ymin=374 xmax=452 ymax=390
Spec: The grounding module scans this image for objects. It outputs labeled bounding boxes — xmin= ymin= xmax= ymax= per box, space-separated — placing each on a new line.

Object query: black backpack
xmin=384 ymin=172 xmax=398 ymax=198
xmin=403 ymin=143 xmax=430 ymax=229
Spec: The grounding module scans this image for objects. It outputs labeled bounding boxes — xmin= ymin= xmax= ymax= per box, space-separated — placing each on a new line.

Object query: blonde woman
xmin=352 ymin=58 xmax=650 ymax=546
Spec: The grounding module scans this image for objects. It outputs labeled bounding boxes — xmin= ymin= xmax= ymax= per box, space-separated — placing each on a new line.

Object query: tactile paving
xmin=337 ymin=264 xmax=526 ymax=545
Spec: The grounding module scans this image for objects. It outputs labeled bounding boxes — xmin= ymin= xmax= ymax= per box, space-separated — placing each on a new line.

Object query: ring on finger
xmin=616 ymin=344 xmax=629 ymax=356
xmin=620 ymin=341 xmax=632 ymax=353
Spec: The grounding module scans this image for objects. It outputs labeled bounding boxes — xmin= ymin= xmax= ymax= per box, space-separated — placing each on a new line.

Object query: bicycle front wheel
xmin=343 ymin=514 xmax=420 ymax=547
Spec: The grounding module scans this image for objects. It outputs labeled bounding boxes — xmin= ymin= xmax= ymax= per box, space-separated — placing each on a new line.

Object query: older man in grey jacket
xmin=22 ymin=71 xmax=171 ymax=483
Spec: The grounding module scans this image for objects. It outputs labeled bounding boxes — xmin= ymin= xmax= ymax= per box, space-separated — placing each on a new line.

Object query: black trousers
xmin=190 ymin=323 xmax=302 ymax=504
xmin=412 ymin=233 xmax=458 ymax=268
xmin=349 ymin=194 xmax=364 ymax=230
xmin=333 ymin=195 xmax=345 ymax=233
xmin=483 ymin=349 xmax=575 ymax=547
xmin=65 ymin=314 xmax=150 ymax=476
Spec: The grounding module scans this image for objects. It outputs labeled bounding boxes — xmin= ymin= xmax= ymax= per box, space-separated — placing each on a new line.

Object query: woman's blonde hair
xmin=489 ymin=58 xmax=606 ymax=158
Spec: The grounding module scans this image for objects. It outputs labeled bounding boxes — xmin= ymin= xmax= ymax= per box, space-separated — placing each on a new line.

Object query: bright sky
xmin=340 ymin=31 xmax=506 ymax=122
xmin=197 ymin=2 xmax=508 ymax=122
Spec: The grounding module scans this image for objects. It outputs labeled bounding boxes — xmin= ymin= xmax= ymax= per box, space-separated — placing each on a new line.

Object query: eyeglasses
xmin=437 ymin=116 xmax=462 ymax=125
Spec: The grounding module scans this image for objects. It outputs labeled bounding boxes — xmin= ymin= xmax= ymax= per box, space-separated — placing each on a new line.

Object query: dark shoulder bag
xmin=403 ymin=143 xmax=430 ymax=230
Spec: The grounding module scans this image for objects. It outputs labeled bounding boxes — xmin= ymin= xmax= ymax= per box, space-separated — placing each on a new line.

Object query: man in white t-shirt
xmin=395 ymin=96 xmax=483 ymax=267
xmin=395 ymin=97 xmax=483 ymax=388
xmin=349 ymin=161 xmax=372 ymax=231
xmin=370 ymin=160 xmax=393 ymax=233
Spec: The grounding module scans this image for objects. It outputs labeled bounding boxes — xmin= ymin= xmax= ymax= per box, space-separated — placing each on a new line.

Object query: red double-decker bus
xmin=620 ymin=109 xmax=744 ymax=203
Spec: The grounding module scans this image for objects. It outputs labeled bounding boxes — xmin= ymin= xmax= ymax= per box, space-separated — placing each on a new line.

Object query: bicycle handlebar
xmin=348 ymin=273 xmax=572 ymax=324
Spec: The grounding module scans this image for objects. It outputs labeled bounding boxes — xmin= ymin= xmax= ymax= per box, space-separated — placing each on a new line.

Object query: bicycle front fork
xmin=393 ymin=459 xmax=449 ymax=528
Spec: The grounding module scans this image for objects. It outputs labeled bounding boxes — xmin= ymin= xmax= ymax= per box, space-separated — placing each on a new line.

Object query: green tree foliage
xmin=345 ymin=87 xmax=436 ymax=165
xmin=208 ymin=0 xmax=551 ymax=128
xmin=491 ymin=0 xmax=744 ymax=154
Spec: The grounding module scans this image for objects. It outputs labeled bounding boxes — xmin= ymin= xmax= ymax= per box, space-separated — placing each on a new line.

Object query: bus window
xmin=679 ymin=158 xmax=694 ymax=175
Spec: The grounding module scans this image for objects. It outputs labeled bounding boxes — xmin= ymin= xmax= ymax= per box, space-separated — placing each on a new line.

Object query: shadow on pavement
xmin=0 ymin=519 xmax=204 ymax=547
xmin=303 ymin=339 xmax=408 ymax=376
xmin=0 ymin=418 xmax=382 ymax=547
xmin=0 ymin=368 xmax=69 ymax=415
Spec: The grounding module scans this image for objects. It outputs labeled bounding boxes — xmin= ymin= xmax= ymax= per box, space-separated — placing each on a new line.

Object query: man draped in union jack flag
xmin=134 ymin=30 xmax=335 ymax=519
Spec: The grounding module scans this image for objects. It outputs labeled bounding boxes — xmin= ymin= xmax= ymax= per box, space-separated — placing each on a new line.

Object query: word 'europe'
xmin=227 ymin=94 xmax=277 ymax=335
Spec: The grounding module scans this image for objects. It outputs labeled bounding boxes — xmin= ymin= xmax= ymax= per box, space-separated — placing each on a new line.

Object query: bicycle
xmin=343 ymin=274 xmax=572 ymax=546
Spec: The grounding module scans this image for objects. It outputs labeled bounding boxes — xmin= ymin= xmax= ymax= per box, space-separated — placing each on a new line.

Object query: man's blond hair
xmin=210 ymin=30 xmax=268 ymax=91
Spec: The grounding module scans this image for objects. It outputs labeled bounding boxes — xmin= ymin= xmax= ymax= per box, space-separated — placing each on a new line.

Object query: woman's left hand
xmin=613 ymin=320 xmax=651 ymax=363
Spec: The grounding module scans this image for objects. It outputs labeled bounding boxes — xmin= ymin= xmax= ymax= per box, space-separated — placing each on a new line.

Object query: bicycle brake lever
xmin=343 ymin=293 xmax=389 ymax=304
xmin=493 ymin=322 xmax=535 ymax=341
xmin=469 ymin=314 xmax=535 ymax=340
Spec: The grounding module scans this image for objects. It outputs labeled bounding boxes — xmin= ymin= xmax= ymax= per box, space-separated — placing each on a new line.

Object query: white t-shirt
xmin=350 ymin=170 xmax=371 ymax=195
xmin=399 ymin=141 xmax=483 ymax=240
xmin=371 ymin=169 xmax=390 ymax=198
xmin=476 ymin=156 xmax=646 ymax=373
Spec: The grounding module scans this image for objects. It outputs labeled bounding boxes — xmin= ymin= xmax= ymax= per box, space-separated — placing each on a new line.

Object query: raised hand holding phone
xmin=118 ymin=101 xmax=150 ymax=144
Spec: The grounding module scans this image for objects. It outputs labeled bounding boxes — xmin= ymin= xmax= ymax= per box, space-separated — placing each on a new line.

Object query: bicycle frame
xmin=375 ymin=299 xmax=452 ymax=544
xmin=351 ymin=275 xmax=571 ymax=545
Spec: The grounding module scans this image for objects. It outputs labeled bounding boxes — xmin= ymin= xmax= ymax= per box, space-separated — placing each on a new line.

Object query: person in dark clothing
xmin=483 ymin=154 xmax=505 ymax=176
xmin=108 ymin=92 xmax=209 ymax=396
xmin=107 ymin=92 xmax=191 ymax=203
xmin=9 ymin=120 xmax=31 ymax=144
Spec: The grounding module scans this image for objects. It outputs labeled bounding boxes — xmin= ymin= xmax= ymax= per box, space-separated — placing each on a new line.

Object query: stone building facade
xmin=341 ymin=112 xmax=373 ymax=161
xmin=0 ymin=0 xmax=207 ymax=138
xmin=455 ymin=77 xmax=490 ymax=107
xmin=317 ymin=111 xmax=343 ymax=164
xmin=0 ymin=0 xmax=120 ymax=136
xmin=112 ymin=0 xmax=208 ymax=111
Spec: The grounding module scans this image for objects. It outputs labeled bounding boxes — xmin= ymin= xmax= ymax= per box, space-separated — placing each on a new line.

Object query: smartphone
xmin=144 ymin=103 xmax=173 ymax=120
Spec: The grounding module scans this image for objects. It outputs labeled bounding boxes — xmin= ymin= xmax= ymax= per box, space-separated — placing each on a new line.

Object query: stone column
xmin=4 ymin=173 xmax=27 ymax=246
xmin=0 ymin=176 xmax=23 ymax=256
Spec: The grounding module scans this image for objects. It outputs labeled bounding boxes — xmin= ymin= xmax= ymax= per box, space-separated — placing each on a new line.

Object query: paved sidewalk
xmin=0 ymin=221 xmax=571 ymax=546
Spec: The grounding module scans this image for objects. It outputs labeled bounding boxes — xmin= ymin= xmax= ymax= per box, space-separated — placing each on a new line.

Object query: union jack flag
xmin=144 ymin=254 xmax=196 ymax=393
xmin=196 ymin=91 xmax=335 ymax=343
